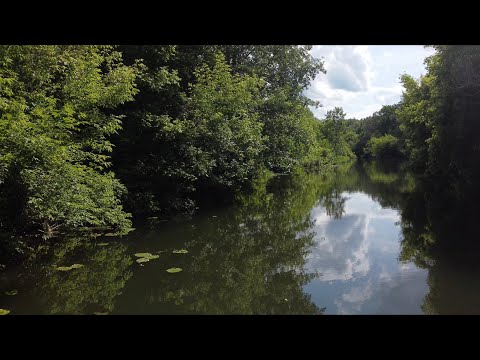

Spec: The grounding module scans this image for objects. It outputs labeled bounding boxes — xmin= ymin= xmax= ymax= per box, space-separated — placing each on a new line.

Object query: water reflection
xmin=1 ymin=161 xmax=480 ymax=314
xmin=398 ymin=173 xmax=480 ymax=314
xmin=0 ymin=237 xmax=133 ymax=314
xmin=305 ymin=188 xmax=428 ymax=314
xmin=114 ymin=171 xmax=327 ymax=314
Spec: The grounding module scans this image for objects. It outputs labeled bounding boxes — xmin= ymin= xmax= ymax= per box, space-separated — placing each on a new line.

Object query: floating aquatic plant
xmin=172 ymin=249 xmax=188 ymax=254
xmin=134 ymin=253 xmax=153 ymax=258
xmin=55 ymin=264 xmax=84 ymax=271
xmin=134 ymin=253 xmax=159 ymax=264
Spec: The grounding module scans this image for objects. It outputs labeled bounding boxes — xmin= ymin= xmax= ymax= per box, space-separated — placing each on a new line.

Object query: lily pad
xmin=56 ymin=266 xmax=73 ymax=271
xmin=134 ymin=252 xmax=154 ymax=258
xmin=93 ymin=312 xmax=109 ymax=315
xmin=55 ymin=264 xmax=84 ymax=271
xmin=134 ymin=253 xmax=159 ymax=260
xmin=172 ymin=249 xmax=188 ymax=254
xmin=0 ymin=309 xmax=10 ymax=315
xmin=136 ymin=258 xmax=150 ymax=263
xmin=166 ymin=267 xmax=182 ymax=273
xmin=5 ymin=290 xmax=18 ymax=296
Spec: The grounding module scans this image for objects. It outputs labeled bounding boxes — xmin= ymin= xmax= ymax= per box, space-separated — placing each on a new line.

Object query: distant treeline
xmin=348 ymin=46 xmax=480 ymax=192
xmin=0 ymin=45 xmax=356 ymax=235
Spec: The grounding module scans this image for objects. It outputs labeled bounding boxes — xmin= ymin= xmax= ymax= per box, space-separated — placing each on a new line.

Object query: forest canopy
xmin=0 ymin=45 xmax=340 ymax=235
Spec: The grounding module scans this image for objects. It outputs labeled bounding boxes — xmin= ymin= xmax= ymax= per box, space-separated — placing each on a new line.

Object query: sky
xmin=304 ymin=45 xmax=436 ymax=119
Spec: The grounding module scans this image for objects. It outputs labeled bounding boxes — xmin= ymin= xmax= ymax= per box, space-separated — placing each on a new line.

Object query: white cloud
xmin=310 ymin=45 xmax=373 ymax=92
xmin=305 ymin=45 xmax=436 ymax=119
xmin=342 ymin=279 xmax=374 ymax=303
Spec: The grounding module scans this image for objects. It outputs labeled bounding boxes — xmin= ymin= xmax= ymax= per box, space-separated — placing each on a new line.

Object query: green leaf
xmin=134 ymin=252 xmax=153 ymax=258
xmin=97 ymin=243 xmax=109 ymax=246
xmin=172 ymin=249 xmax=188 ymax=254
xmin=166 ymin=267 xmax=182 ymax=273
xmin=55 ymin=264 xmax=84 ymax=271
xmin=5 ymin=290 xmax=18 ymax=296
xmin=134 ymin=253 xmax=159 ymax=260
xmin=0 ymin=309 xmax=10 ymax=315
xmin=136 ymin=258 xmax=150 ymax=263
xmin=56 ymin=266 xmax=73 ymax=271
xmin=93 ymin=312 xmax=109 ymax=315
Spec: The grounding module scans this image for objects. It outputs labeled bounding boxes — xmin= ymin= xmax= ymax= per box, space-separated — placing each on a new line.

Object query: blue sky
xmin=304 ymin=45 xmax=436 ymax=119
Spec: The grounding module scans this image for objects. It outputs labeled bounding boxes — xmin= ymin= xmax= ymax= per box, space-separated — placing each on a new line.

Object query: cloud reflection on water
xmin=304 ymin=192 xmax=428 ymax=314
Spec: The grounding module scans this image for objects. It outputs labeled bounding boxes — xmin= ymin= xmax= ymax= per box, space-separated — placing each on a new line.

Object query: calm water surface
xmin=1 ymin=161 xmax=478 ymax=314
xmin=304 ymin=191 xmax=427 ymax=314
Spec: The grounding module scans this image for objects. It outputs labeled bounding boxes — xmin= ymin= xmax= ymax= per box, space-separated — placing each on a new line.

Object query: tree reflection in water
xmin=2 ymin=160 xmax=480 ymax=314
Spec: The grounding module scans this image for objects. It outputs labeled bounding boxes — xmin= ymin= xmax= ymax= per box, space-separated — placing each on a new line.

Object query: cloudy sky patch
xmin=305 ymin=45 xmax=436 ymax=119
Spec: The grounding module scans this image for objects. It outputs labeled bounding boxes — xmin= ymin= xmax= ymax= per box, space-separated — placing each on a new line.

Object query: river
xmin=1 ymin=161 xmax=479 ymax=314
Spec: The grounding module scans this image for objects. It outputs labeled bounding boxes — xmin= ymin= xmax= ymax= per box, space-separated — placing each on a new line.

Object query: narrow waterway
xmin=2 ymin=161 xmax=479 ymax=314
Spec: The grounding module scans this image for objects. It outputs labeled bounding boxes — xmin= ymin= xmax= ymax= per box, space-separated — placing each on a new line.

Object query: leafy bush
xmin=0 ymin=45 xmax=138 ymax=233
xmin=365 ymin=134 xmax=402 ymax=159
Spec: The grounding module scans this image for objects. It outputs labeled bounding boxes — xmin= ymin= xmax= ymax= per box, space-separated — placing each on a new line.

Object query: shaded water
xmin=1 ymin=161 xmax=479 ymax=314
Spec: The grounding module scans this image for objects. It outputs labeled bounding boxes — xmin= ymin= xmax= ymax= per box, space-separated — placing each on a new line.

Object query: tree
xmin=0 ymin=45 xmax=138 ymax=234
xmin=321 ymin=107 xmax=356 ymax=162
xmin=352 ymin=104 xmax=402 ymax=158
xmin=365 ymin=134 xmax=402 ymax=159
xmin=396 ymin=73 xmax=435 ymax=170
xmin=214 ymin=45 xmax=325 ymax=99
xmin=181 ymin=52 xmax=266 ymax=188
xmin=111 ymin=46 xmax=331 ymax=216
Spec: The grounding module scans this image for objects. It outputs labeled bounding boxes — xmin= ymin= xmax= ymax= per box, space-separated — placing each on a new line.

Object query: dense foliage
xmin=0 ymin=45 xmax=349 ymax=236
xmin=113 ymin=45 xmax=334 ymax=217
xmin=0 ymin=46 xmax=138 ymax=234
xmin=397 ymin=45 xmax=480 ymax=188
xmin=349 ymin=104 xmax=402 ymax=159
xmin=320 ymin=107 xmax=357 ymax=162
xmin=365 ymin=134 xmax=402 ymax=159
xmin=350 ymin=45 xmax=480 ymax=185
